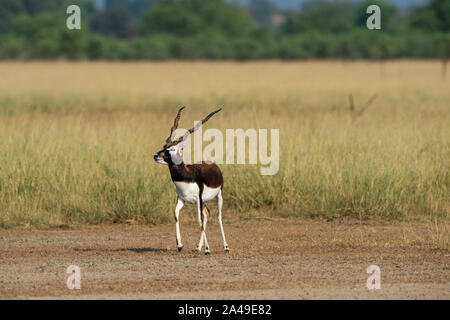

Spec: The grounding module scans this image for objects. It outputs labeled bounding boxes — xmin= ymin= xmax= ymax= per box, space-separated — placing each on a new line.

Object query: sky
xmin=241 ymin=0 xmax=429 ymax=10
xmin=93 ymin=0 xmax=430 ymax=11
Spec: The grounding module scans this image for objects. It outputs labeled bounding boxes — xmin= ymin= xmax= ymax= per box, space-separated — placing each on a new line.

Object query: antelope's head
xmin=153 ymin=107 xmax=222 ymax=165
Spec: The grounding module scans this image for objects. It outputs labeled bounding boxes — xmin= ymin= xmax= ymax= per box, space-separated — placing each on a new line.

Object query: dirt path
xmin=0 ymin=218 xmax=448 ymax=299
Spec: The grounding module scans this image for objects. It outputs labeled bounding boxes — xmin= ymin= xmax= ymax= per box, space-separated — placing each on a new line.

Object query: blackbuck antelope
xmin=153 ymin=107 xmax=229 ymax=254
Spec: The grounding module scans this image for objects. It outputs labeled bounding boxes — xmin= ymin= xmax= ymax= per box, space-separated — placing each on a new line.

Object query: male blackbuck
xmin=153 ymin=107 xmax=229 ymax=254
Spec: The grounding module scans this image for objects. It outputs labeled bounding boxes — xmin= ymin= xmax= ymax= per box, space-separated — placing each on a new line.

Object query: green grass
xmin=0 ymin=61 xmax=448 ymax=228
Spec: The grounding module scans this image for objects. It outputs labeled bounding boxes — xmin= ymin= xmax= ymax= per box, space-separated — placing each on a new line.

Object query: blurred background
xmin=0 ymin=0 xmax=449 ymax=61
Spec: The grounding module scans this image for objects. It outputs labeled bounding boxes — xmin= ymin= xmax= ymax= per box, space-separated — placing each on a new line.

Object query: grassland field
xmin=0 ymin=61 xmax=448 ymax=229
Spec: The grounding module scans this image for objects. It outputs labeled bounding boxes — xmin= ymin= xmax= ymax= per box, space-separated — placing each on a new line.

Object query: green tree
xmin=410 ymin=0 xmax=450 ymax=32
xmin=104 ymin=8 xmax=134 ymax=38
xmin=429 ymin=0 xmax=450 ymax=32
xmin=279 ymin=31 xmax=331 ymax=59
xmin=249 ymin=0 xmax=278 ymax=26
xmin=282 ymin=0 xmax=357 ymax=34
xmin=140 ymin=4 xmax=203 ymax=36
xmin=106 ymin=0 xmax=161 ymax=18
xmin=21 ymin=0 xmax=61 ymax=14
xmin=140 ymin=0 xmax=254 ymax=37
xmin=0 ymin=0 xmax=25 ymax=34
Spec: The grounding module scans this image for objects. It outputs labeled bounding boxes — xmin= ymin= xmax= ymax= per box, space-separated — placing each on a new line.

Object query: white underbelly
xmin=174 ymin=182 xmax=220 ymax=204
xmin=202 ymin=185 xmax=221 ymax=202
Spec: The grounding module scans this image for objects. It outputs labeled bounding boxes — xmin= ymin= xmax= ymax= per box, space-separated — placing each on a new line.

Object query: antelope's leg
xmin=196 ymin=195 xmax=205 ymax=252
xmin=202 ymin=206 xmax=210 ymax=254
xmin=217 ymin=190 xmax=229 ymax=252
xmin=174 ymin=198 xmax=184 ymax=251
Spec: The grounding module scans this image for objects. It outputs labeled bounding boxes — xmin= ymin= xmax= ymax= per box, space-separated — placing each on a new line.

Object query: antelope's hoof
xmin=224 ymin=247 xmax=230 ymax=252
xmin=195 ymin=248 xmax=201 ymax=253
xmin=177 ymin=245 xmax=184 ymax=252
xmin=205 ymin=250 xmax=211 ymax=255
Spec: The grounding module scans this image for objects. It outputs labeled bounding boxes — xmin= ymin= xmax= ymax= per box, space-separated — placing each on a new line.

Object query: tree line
xmin=0 ymin=0 xmax=449 ymax=60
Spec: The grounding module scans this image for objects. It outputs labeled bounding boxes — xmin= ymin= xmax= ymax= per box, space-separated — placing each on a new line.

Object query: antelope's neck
xmin=168 ymin=163 xmax=194 ymax=183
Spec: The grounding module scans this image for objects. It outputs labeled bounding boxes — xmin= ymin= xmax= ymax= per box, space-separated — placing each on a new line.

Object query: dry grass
xmin=0 ymin=61 xmax=448 ymax=228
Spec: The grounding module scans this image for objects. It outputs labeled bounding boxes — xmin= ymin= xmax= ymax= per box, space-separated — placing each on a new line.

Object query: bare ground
xmin=0 ymin=217 xmax=448 ymax=299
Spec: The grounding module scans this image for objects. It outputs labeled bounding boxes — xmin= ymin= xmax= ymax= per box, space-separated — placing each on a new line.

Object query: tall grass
xmin=0 ymin=61 xmax=448 ymax=228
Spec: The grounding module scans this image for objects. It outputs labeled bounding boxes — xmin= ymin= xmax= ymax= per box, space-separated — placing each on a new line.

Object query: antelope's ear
xmin=179 ymin=140 xmax=186 ymax=156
